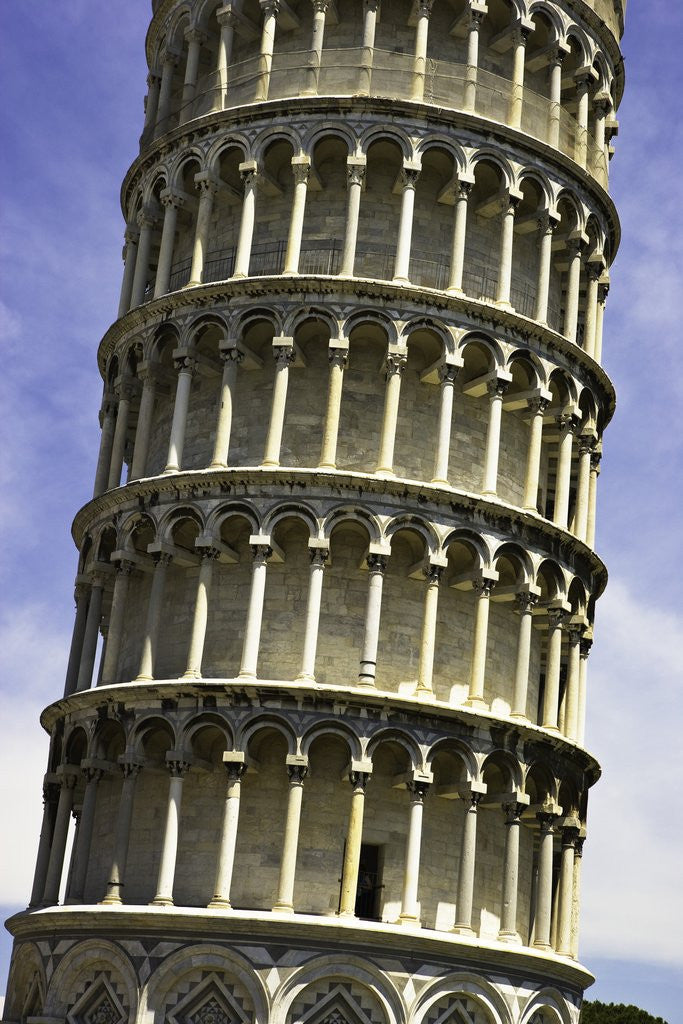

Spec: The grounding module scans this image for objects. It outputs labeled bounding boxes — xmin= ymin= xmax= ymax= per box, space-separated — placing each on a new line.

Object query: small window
xmin=355 ymin=843 xmax=384 ymax=920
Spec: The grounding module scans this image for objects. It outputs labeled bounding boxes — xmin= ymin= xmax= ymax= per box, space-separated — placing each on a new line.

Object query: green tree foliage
xmin=581 ymin=1000 xmax=668 ymax=1024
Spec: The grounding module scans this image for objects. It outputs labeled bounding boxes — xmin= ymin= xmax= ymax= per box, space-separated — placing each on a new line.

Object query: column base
xmin=357 ymin=678 xmax=376 ymax=689
xmin=414 ymin=684 xmax=434 ymax=701
xmin=99 ymin=896 xmax=123 ymax=906
xmin=494 ymin=299 xmax=514 ymax=312
xmin=182 ymin=280 xmax=201 ymax=289
xmin=541 ymin=724 xmax=561 ymax=734
xmin=237 ymin=671 xmax=257 ymax=680
xmin=281 ymin=269 xmax=299 ymax=277
xmin=207 ymin=898 xmax=232 ymax=910
xmin=509 ymin=711 xmax=528 ymax=722
xmin=260 ymin=459 xmax=280 ymax=468
xmin=375 ymin=468 xmax=395 ymax=479
xmin=295 ymin=672 xmax=316 ymax=683
xmin=272 ymin=902 xmax=294 ymax=914
xmin=464 ymin=696 xmax=489 ymax=711
xmin=181 ymin=670 xmax=202 ymax=680
xmin=533 ymin=940 xmax=553 ymax=952
xmin=318 ymin=461 xmax=337 ymax=470
xmin=392 ymin=276 xmax=410 ymax=285
xmin=445 ymin=286 xmax=464 ymax=297
xmin=209 ymin=460 xmax=228 ymax=470
xmin=162 ymin=467 xmax=179 ymax=475
xmin=149 ymin=897 xmax=174 ymax=907
xmin=430 ymin=477 xmax=451 ymax=486
xmin=135 ymin=674 xmax=154 ymax=683
xmin=451 ymin=924 xmax=475 ymax=936
xmin=497 ymin=929 xmax=522 ymax=944
xmin=397 ymin=913 xmax=421 ymax=927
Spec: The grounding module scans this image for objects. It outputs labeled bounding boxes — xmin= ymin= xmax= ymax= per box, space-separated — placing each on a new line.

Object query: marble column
xmin=416 ymin=565 xmax=443 ymax=695
xmin=466 ymin=576 xmax=495 ymax=708
xmin=533 ymin=812 xmax=557 ymax=949
xmin=563 ymin=238 xmax=584 ymax=343
xmin=582 ymin=262 xmax=602 ymax=359
xmin=508 ymin=25 xmax=528 ymax=128
xmin=164 ymin=357 xmax=197 ymax=473
xmin=359 ymin=554 xmax=387 ymax=686
xmin=143 ymin=72 xmax=161 ymax=134
xmin=130 ymin=370 xmax=157 ymax=481
xmin=393 ymin=167 xmax=420 ymax=283
xmin=155 ymin=190 xmax=185 ymax=297
xmin=297 ymin=547 xmax=328 ymax=681
xmin=100 ymin=560 xmax=133 ymax=685
xmin=577 ymin=636 xmax=592 ymax=746
xmin=68 ymin=765 xmax=105 ymax=903
xmin=498 ymin=800 xmax=526 ymax=942
xmin=574 ymin=435 xmax=595 ymax=543
xmin=151 ymin=757 xmax=191 ymax=906
xmin=118 ymin=226 xmax=139 ymax=318
xmin=130 ymin=208 xmax=156 ymax=308
xmin=255 ymin=0 xmax=280 ymax=102
xmin=304 ymin=0 xmax=330 ymax=95
xmin=556 ymin=824 xmax=579 ymax=955
xmin=398 ymin=780 xmax=430 ymax=923
xmin=464 ymin=9 xmax=485 ymax=112
xmin=234 ymin=162 xmax=258 ymax=278
xmin=283 ymin=157 xmax=310 ymax=275
xmin=510 ymin=590 xmax=539 ymax=718
xmin=188 ymin=178 xmax=217 ymax=287
xmin=215 ymin=6 xmax=236 ymax=110
xmin=358 ymin=0 xmax=379 ymax=95
xmin=452 ymin=790 xmax=484 ymax=934
xmin=183 ymin=548 xmax=220 ymax=678
xmin=432 ymin=364 xmax=459 ymax=484
xmin=496 ymin=195 xmax=519 ymax=307
xmin=136 ymin=552 xmax=172 ymax=681
xmin=263 ymin=343 xmax=296 ymax=466
xmin=340 ymin=159 xmax=365 ymax=277
xmin=211 ymin=347 xmax=244 ymax=468
xmin=522 ymin=396 xmax=548 ymax=511
xmin=482 ymin=378 xmax=510 ymax=495
xmin=447 ymin=182 xmax=472 ymax=294
xmin=107 ymin=380 xmax=134 ymax=490
xmin=575 ymin=74 xmax=591 ymax=169
xmin=587 ymin=448 xmax=601 ymax=548
xmin=101 ymin=761 xmax=142 ymax=904
xmin=553 ymin=414 xmax=576 ymax=530
xmin=238 ymin=544 xmax=272 ymax=678
xmin=542 ymin=607 xmax=567 ymax=730
xmin=181 ymin=28 xmax=206 ymax=117
xmin=548 ymin=49 xmax=564 ymax=149
xmin=63 ymin=581 xmax=90 ymax=698
xmin=338 ymin=771 xmax=370 ymax=916
xmin=376 ymin=351 xmax=407 ymax=476
xmin=76 ymin=574 xmax=105 ymax=692
xmin=272 ymin=762 xmax=308 ymax=912
xmin=319 ymin=345 xmax=348 ymax=468
xmin=29 ymin=782 xmax=60 ymax=907
xmin=534 ymin=213 xmax=555 ymax=324
xmin=93 ymin=395 xmax=117 ymax=497
xmin=155 ymin=53 xmax=178 ymax=136
xmin=209 ymin=759 xmax=247 ymax=908
xmin=411 ymin=0 xmax=434 ymax=102
xmin=42 ymin=769 xmax=78 ymax=906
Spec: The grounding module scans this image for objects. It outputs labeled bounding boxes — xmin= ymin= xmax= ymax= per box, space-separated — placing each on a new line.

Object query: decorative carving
xmin=407 ymin=779 xmax=430 ymax=801
xmin=274 ymin=345 xmax=296 ymax=369
xmin=384 ymin=352 xmax=406 ymax=378
xmin=167 ymin=758 xmax=191 ymax=778
xmin=287 ymin=763 xmax=308 ymax=784
xmin=347 ymin=163 xmax=366 ymax=187
xmin=366 ymin=553 xmax=387 ymax=574
xmin=400 ymin=166 xmax=420 ymax=189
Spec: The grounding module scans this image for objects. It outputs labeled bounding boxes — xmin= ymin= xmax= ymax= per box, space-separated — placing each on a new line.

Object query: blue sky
xmin=1 ymin=2 xmax=682 ymax=1020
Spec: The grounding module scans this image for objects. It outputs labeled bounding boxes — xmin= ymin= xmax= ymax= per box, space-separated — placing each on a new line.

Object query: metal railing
xmin=145 ymin=47 xmax=608 ymax=186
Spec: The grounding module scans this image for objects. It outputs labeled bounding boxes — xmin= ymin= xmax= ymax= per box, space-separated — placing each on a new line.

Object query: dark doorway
xmin=354 ymin=843 xmax=383 ymax=920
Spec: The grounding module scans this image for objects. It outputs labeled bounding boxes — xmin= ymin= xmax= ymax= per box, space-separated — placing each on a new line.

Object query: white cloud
xmin=580 ymin=580 xmax=683 ymax=966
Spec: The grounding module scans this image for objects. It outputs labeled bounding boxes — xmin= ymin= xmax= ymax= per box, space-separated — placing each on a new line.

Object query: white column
xmin=304 ymin=0 xmax=329 ymax=95
xmin=563 ymin=238 xmax=583 ymax=343
xmin=76 ymin=575 xmax=105 ymax=692
xmin=466 ymin=576 xmax=495 ymax=708
xmin=215 ymin=7 xmax=236 ymax=110
xmin=564 ymin=625 xmax=582 ymax=741
xmin=577 ymin=636 xmax=592 ymax=746
xmin=136 ymin=553 xmax=172 ymax=681
xmin=183 ymin=548 xmax=219 ymax=679
xmin=452 ymin=790 xmax=483 ymax=934
xmin=498 ymin=800 xmax=525 ymax=942
xmin=164 ymin=357 xmax=196 ymax=473
xmin=42 ymin=770 xmax=78 ymax=905
xmin=548 ymin=50 xmax=563 ymax=149
xmin=464 ymin=8 xmax=485 ymax=112
xmin=534 ymin=213 xmax=555 ymax=324
xmin=482 ymin=378 xmax=509 ymax=495
xmin=143 ymin=72 xmax=161 ymax=133
xmin=574 ymin=436 xmax=594 ymax=542
xmin=93 ymin=396 xmax=117 ymax=497
xmin=553 ymin=415 xmax=575 ymax=530
xmin=238 ymin=543 xmax=271 ymax=678
xmin=447 ymin=181 xmax=472 ymax=294
xmin=69 ymin=765 xmax=104 ymax=903
xmin=575 ymin=74 xmax=590 ymax=169
xmin=508 ymin=26 xmax=528 ymax=128
xmin=496 ymin=195 xmax=519 ymax=307
xmin=522 ymin=397 xmax=548 ymax=511
xmin=130 ymin=209 xmax=156 ymax=308
xmin=211 ymin=348 xmax=244 ymax=468
xmin=338 ymin=771 xmax=370 ymax=916
xmin=393 ymin=167 xmax=420 ymax=283
xmin=416 ymin=566 xmax=443 ymax=695
xmin=107 ymin=381 xmax=134 ymax=490
xmin=100 ymin=561 xmax=133 ymax=685
xmin=319 ymin=346 xmax=348 ymax=468
xmin=63 ymin=582 xmax=90 ymax=697
xmin=263 ymin=342 xmax=296 ymax=466
xmin=358 ymin=0 xmax=379 ymax=95
xmin=510 ymin=590 xmax=539 ymax=718
xmin=273 ymin=761 xmax=308 ymax=912
xmin=556 ymin=825 xmax=579 ymax=955
xmin=570 ymin=834 xmax=586 ymax=957
xmin=283 ymin=157 xmax=310 ymax=275
xmin=154 ymin=191 xmax=184 ymax=297
xmin=101 ymin=761 xmax=142 ymax=904
xmin=118 ymin=226 xmax=139 ymax=318
xmin=234 ymin=162 xmax=258 ymax=278
xmin=582 ymin=262 xmax=601 ymax=359
xmin=359 ymin=554 xmax=386 ymax=686
xmin=411 ymin=0 xmax=434 ymax=103
xmin=151 ymin=757 xmax=191 ymax=906
xmin=432 ymin=364 xmax=459 ymax=484
xmin=29 ymin=782 xmax=59 ymax=907
xmin=187 ymin=178 xmax=217 ymax=287
xmin=255 ymin=0 xmax=280 ymax=102
xmin=130 ymin=371 xmax=157 ymax=481
xmin=594 ymin=280 xmax=608 ymax=364
xmin=587 ymin=448 xmax=601 ymax=548
xmin=542 ymin=608 xmax=566 ymax=730
xmin=376 ymin=351 xmax=407 ymax=476
xmin=155 ymin=54 xmax=178 ymax=136
xmin=297 ymin=547 xmax=328 ymax=681
xmin=340 ymin=159 xmax=365 ymax=277
xmin=533 ymin=812 xmax=557 ymax=949
xmin=181 ymin=28 xmax=205 ymax=117
xmin=398 ymin=780 xmax=430 ymax=923
xmin=209 ymin=759 xmax=247 ymax=908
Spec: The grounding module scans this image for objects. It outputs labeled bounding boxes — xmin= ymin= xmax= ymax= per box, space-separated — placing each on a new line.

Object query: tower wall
xmin=4 ymin=2 xmax=623 ymax=1023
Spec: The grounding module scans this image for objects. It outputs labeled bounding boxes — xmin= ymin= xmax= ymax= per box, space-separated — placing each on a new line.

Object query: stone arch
xmin=129 ymin=714 xmax=177 ymax=760
xmin=301 ymin=720 xmax=362 ymax=761
xmin=237 ymin=713 xmax=298 ymax=756
xmin=341 ymin=308 xmax=399 ymax=346
xmin=139 ymin=944 xmax=268 ymax=1024
xmin=519 ymin=989 xmax=573 ymax=1024
xmin=366 ymin=727 xmax=422 ymax=770
xmin=232 ymin=305 xmax=283 ymax=340
xmin=3 ymin=941 xmax=46 ymax=1023
xmin=206 ymin=501 xmax=261 ymax=539
xmin=322 ymin=505 xmax=381 ymax=545
xmin=273 ymin=955 xmax=404 ymax=1024
xmin=183 ymin=310 xmax=230 ymax=348
xmin=91 ymin=717 xmax=127 ymax=761
xmin=442 ymin=528 xmax=489 ymax=568
xmin=535 ymin=558 xmax=565 ymax=602
xmin=402 ymin=316 xmax=454 ymax=356
xmin=359 ymin=124 xmax=412 ymax=161
xmin=426 ymin=737 xmax=477 ymax=782
xmin=457 ymin=331 xmax=505 ymax=370
xmin=409 ymin=972 xmax=512 ymax=1024
xmin=284 ymin=305 xmax=339 ymax=340
xmin=157 ymin=503 xmax=205 ymax=544
xmin=169 ymin=147 xmax=208 ymax=189
xmin=205 ymin=134 xmax=250 ymax=176
xmin=505 ymin=348 xmax=545 ymax=387
xmin=385 ymin=515 xmax=439 ymax=557
xmin=119 ymin=511 xmax=158 ymax=554
xmin=64 ymin=725 xmax=89 ymax=765
xmin=480 ymin=748 xmax=523 ymax=791
xmin=181 ymin=712 xmax=235 ymax=754
xmin=302 ymin=121 xmax=357 ymax=159
xmin=43 ymin=939 xmax=137 ymax=1024
xmin=262 ymin=502 xmax=318 ymax=540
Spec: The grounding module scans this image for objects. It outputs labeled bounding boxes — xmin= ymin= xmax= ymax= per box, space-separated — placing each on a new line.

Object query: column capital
xmin=384 ymin=350 xmax=407 ymax=378
xmin=580 ymin=634 xmax=593 ymax=659
xmin=42 ymin=780 xmax=61 ymax=804
xmin=119 ymin=759 xmax=144 ymax=780
xmin=184 ymin=26 xmax=207 ymax=45
xmin=308 ymin=545 xmax=329 ymax=567
xmin=547 ymin=603 xmax=570 ymax=628
xmin=515 ymin=588 xmax=539 ymax=614
xmin=347 ymin=157 xmax=366 ymax=187
xmin=548 ymin=42 xmax=570 ymax=67
xmin=291 ymin=155 xmax=311 ymax=185
xmin=472 ymin=575 xmax=496 ymax=598
xmin=538 ymin=209 xmax=560 ymax=235
xmin=366 ymin=552 xmax=388 ymax=574
xmin=136 ymin=206 xmax=158 ymax=230
xmin=216 ymin=5 xmax=238 ymax=27
xmin=537 ymin=810 xmax=559 ymax=832
xmin=161 ymin=49 xmax=181 ymax=69
xmin=195 ymin=173 xmax=220 ymax=197
xmin=502 ymin=800 xmax=527 ymax=823
xmin=160 ymin=187 xmax=186 ymax=211
xmin=146 ymin=71 xmax=162 ymax=88
xmin=438 ymin=362 xmax=460 ymax=385
xmin=250 ymin=541 xmax=273 ymax=562
xmin=173 ymin=354 xmax=198 ymax=375
xmin=260 ymin=0 xmax=281 ymax=14
xmin=557 ymin=411 xmax=579 ymax=436
xmin=151 ymin=549 xmax=174 ymax=569
xmin=406 ymin=778 xmax=430 ymax=801
xmin=416 ymin=0 xmax=435 ymax=15
xmin=287 ymin=763 xmax=308 ymax=784
xmin=349 ymin=770 xmax=371 ymax=791
xmin=124 ymin=224 xmax=140 ymax=246
xmin=311 ymin=0 xmax=331 ymax=12
xmin=329 ymin=344 xmax=349 ymax=368
xmin=166 ymin=754 xmax=192 ymax=777
xmin=113 ymin=558 xmax=135 ymax=578
xmin=400 ymin=164 xmax=421 ymax=188
xmin=239 ymin=160 xmax=259 ymax=187
xmin=274 ymin=344 xmax=297 ymax=368
xmin=424 ymin=563 xmax=445 ymax=586
xmin=225 ymin=761 xmax=248 ymax=783
xmin=590 ymin=447 xmax=602 ymax=473
xmin=455 ymin=178 xmax=474 ymax=200
xmin=578 ymin=433 xmax=598 ymax=458
xmin=487 ymin=376 xmax=511 ymax=399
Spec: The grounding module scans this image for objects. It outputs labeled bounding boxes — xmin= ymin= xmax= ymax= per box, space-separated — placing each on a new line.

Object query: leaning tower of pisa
xmin=4 ymin=1 xmax=624 ymax=1022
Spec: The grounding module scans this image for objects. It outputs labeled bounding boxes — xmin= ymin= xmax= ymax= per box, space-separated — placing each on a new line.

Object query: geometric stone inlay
xmin=68 ymin=977 xmax=126 ymax=1024
xmin=425 ymin=994 xmax=489 ymax=1024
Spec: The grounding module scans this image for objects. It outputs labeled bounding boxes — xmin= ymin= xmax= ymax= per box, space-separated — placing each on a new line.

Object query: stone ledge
xmin=5 ymin=905 xmax=595 ymax=993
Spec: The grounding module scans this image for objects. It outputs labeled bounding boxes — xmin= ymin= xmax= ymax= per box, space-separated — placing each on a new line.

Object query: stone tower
xmin=4 ymin=1 xmax=624 ymax=1022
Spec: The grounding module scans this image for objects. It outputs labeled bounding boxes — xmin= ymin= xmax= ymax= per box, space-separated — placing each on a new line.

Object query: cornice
xmin=95 ymin=276 xmax=617 ymax=427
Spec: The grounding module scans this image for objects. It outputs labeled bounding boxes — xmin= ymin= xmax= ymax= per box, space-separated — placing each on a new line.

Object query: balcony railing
xmin=147 ymin=46 xmax=608 ymax=187
xmin=159 ymin=239 xmax=563 ymax=333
